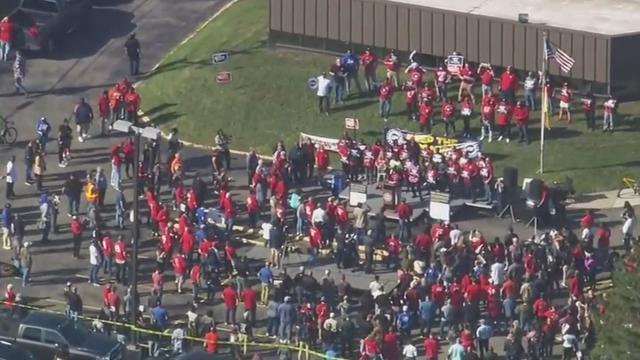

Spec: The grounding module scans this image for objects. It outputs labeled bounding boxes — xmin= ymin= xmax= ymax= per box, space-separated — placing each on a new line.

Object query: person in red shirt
xmin=378 ymin=78 xmax=395 ymax=121
xmin=383 ymin=50 xmax=399 ymax=86
xmin=418 ymin=99 xmax=434 ymax=134
xmin=513 ymin=100 xmax=530 ymax=144
xmin=403 ymin=85 xmax=418 ymax=120
xmin=315 ymin=145 xmax=329 ymax=186
xmin=480 ymin=94 xmax=496 ymax=142
xmin=4 ymin=284 xmax=15 ymax=310
xmin=125 ymin=88 xmax=141 ymax=124
xmin=459 ymin=95 xmax=474 ymax=138
xmin=172 ymin=253 xmax=187 ymax=294
xmin=101 ymin=234 xmax=114 ymax=277
xmin=568 ymin=270 xmax=583 ymax=299
xmin=405 ymin=64 xmax=425 ymax=88
xmin=382 ymin=329 xmax=400 ymax=360
xmin=596 ymin=223 xmax=611 ymax=264
xmin=309 ymin=223 xmax=322 ymax=263
xmin=495 ymin=98 xmax=513 ymax=143
xmin=424 ymin=332 xmax=440 ymax=360
xmin=581 ymin=92 xmax=596 ymax=131
xmin=557 ymin=82 xmax=573 ymax=123
xmin=222 ymin=283 xmax=239 ymax=324
xmin=70 ymin=216 xmax=84 ymax=259
xmin=97 ymin=90 xmax=110 ymax=136
xmin=478 ymin=63 xmax=494 ymax=96
xmin=396 ymin=198 xmax=413 ymax=242
xmin=500 ymin=65 xmax=518 ymax=103
xmin=241 ymin=286 xmax=257 ymax=324
xmin=113 ymin=235 xmax=128 ymax=284
xmin=223 ymin=193 xmax=236 ymax=235
xmin=108 ymin=85 xmax=123 ymax=124
xmin=106 ymin=285 xmax=121 ymax=320
xmin=414 ymin=227 xmax=433 ymax=259
xmin=441 ymin=99 xmax=456 ymax=137
xmin=360 ymin=48 xmax=378 ymax=92
xmin=386 ymin=233 xmax=402 ymax=270
xmin=457 ymin=63 xmax=476 ymax=103
xmin=580 ymin=210 xmax=595 ymax=230
xmin=203 ymin=326 xmax=219 ymax=354
xmin=0 ymin=18 xmax=15 ymax=62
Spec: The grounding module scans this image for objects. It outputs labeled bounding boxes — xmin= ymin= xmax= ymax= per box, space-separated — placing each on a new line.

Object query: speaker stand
xmin=498 ymin=204 xmax=516 ymax=223
xmin=526 ymin=216 xmax=539 ymax=234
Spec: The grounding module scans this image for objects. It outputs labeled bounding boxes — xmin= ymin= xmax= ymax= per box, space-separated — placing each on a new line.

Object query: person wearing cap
xmin=73 ymin=97 xmax=94 ymax=142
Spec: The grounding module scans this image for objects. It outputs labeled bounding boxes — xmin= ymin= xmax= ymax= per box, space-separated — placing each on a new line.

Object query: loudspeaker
xmin=503 ymin=166 xmax=518 ymax=190
xmin=528 ymin=179 xmax=545 ymax=202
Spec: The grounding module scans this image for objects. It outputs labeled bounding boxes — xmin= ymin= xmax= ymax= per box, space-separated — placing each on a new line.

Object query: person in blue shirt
xmin=257 ymin=262 xmax=273 ymax=305
xmin=1 ymin=204 xmax=12 ymax=250
xmin=151 ymin=301 xmax=169 ymax=330
xmin=340 ymin=49 xmax=362 ymax=96
xmin=419 ymin=294 xmax=436 ymax=336
xmin=36 ymin=117 xmax=51 ymax=152
xmin=195 ymin=224 xmax=206 ymax=246
xmin=397 ymin=305 xmax=413 ymax=338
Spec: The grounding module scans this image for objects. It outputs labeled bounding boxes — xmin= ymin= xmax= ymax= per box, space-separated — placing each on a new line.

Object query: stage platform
xmin=338 ymin=182 xmax=495 ymax=221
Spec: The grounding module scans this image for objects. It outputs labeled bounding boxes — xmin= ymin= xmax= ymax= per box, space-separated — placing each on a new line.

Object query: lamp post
xmin=112 ymin=120 xmax=160 ymax=343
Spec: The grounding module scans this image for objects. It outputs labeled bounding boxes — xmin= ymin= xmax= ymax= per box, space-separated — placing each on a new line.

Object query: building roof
xmin=392 ymin=0 xmax=640 ymax=35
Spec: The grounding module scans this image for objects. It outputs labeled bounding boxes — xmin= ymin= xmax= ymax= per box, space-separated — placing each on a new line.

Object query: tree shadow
xmin=148 ymin=111 xmax=182 ymax=126
xmin=144 ymin=103 xmax=177 ymax=117
xmin=334 ymin=99 xmax=378 ymax=113
xmin=141 ymin=58 xmax=211 ymax=79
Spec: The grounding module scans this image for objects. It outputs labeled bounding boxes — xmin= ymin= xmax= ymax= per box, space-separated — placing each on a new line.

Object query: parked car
xmin=0 ymin=312 xmax=126 ymax=360
xmin=9 ymin=0 xmax=92 ymax=54
xmin=0 ymin=339 xmax=36 ymax=360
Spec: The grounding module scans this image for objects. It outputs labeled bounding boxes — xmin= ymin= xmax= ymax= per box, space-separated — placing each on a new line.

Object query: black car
xmin=0 ymin=312 xmax=126 ymax=360
xmin=9 ymin=0 xmax=92 ymax=54
xmin=0 ymin=339 xmax=36 ymax=360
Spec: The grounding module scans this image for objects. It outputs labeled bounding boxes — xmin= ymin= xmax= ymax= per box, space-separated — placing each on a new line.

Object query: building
xmin=268 ymin=0 xmax=640 ymax=99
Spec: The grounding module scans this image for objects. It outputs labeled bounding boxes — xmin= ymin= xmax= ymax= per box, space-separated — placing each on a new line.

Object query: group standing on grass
xmin=316 ymin=48 xmax=619 ymax=137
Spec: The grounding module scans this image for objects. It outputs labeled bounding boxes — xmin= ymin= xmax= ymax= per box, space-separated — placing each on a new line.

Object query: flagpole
xmin=539 ymin=32 xmax=548 ymax=174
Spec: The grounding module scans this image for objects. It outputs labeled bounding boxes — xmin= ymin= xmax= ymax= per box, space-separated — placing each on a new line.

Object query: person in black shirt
xmin=62 ymin=174 xmax=82 ymax=216
xmin=124 ymin=33 xmax=141 ymax=76
xmin=57 ymin=118 xmax=72 ymax=167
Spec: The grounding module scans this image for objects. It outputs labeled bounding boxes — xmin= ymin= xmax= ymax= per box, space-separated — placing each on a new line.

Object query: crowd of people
xmin=316 ymin=48 xmax=620 ymax=140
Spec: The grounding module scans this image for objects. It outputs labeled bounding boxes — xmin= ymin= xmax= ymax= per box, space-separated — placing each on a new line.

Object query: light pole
xmin=112 ymin=120 xmax=160 ymax=342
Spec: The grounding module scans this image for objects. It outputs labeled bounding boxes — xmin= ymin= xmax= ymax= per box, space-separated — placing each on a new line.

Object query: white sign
xmin=429 ymin=191 xmax=451 ymax=222
xmin=299 ymin=132 xmax=339 ymax=152
xmin=212 ymin=52 xmax=229 ymax=64
xmin=349 ymin=183 xmax=368 ymax=207
xmin=345 ymin=117 xmax=360 ymax=130
xmin=446 ymin=54 xmax=464 ymax=75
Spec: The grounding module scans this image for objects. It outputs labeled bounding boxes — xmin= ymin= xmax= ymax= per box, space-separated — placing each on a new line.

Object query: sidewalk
xmin=567 ymin=188 xmax=640 ymax=210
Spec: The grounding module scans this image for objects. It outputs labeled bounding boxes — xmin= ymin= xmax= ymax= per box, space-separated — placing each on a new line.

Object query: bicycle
xmin=617 ymin=176 xmax=640 ymax=197
xmin=0 ymin=119 xmax=18 ymax=145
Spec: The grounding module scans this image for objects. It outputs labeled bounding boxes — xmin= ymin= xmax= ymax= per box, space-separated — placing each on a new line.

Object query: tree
xmin=592 ymin=248 xmax=640 ymax=359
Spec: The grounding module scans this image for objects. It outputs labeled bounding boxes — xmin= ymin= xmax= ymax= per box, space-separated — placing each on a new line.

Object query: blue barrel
xmin=331 ymin=172 xmax=345 ymax=197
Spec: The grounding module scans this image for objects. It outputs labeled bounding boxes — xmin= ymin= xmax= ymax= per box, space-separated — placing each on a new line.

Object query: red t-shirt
xmin=441 ymin=103 xmax=456 ymax=120
xmin=379 ymin=84 xmax=394 ymax=101
xmin=496 ymin=102 xmax=513 ymax=126
xmin=459 ymin=67 xmax=475 ymax=84
xmin=500 ymin=72 xmax=518 ymax=92
xmin=513 ymin=106 xmax=529 ymax=125
xmin=480 ymin=70 xmax=494 ymax=86
xmin=242 ymin=288 xmax=257 ymax=310
xmin=424 ymin=337 xmax=440 ymax=359
xmin=222 ymin=287 xmax=238 ymax=309
xmin=204 ymin=331 xmax=219 ymax=353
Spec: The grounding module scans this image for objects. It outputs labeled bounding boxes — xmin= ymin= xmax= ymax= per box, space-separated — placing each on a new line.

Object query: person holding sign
xmin=460 ymin=95 xmax=474 ymax=138
xmin=457 ymin=63 xmax=476 ymax=103
xmin=441 ymin=99 xmax=457 ymax=137
xmin=603 ymin=95 xmax=617 ymax=132
xmin=478 ymin=64 xmax=495 ymax=96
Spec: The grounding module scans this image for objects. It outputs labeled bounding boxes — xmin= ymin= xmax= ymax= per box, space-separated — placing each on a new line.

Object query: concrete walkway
xmin=568 ymin=188 xmax=640 ymax=210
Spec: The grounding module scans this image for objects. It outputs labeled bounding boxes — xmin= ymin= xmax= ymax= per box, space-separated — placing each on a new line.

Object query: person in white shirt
xmin=311 ymin=205 xmax=327 ymax=227
xmin=603 ymin=95 xmax=617 ymax=132
xmin=316 ymin=72 xmax=333 ymax=116
xmin=261 ymin=221 xmax=272 ymax=247
xmin=449 ymin=224 xmax=463 ymax=246
xmin=524 ymin=72 xmax=537 ymax=110
xmin=368 ymin=275 xmax=384 ymax=298
xmin=490 ymin=261 xmax=506 ymax=286
xmin=402 ymin=342 xmax=418 ymax=359
xmin=4 ymin=155 xmax=16 ymax=200
xmin=88 ymin=239 xmax=102 ymax=285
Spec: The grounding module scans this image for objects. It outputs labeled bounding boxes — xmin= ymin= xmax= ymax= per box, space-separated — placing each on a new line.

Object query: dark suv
xmin=0 ymin=339 xmax=36 ymax=360
xmin=9 ymin=0 xmax=92 ymax=54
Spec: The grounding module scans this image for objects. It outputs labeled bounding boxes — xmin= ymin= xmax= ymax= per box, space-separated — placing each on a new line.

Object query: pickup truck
xmin=0 ymin=311 xmax=126 ymax=360
xmin=9 ymin=0 xmax=92 ymax=54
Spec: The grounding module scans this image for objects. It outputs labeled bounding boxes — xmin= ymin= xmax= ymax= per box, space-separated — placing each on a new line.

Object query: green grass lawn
xmin=137 ymin=0 xmax=640 ymax=194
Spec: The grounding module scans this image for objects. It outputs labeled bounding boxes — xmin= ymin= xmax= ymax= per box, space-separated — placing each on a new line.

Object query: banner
xmin=300 ymin=132 xmax=340 ymax=152
xmin=384 ymin=128 xmax=481 ymax=158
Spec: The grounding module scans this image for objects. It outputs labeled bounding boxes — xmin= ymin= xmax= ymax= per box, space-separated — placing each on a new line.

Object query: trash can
xmin=331 ymin=171 xmax=346 ymax=197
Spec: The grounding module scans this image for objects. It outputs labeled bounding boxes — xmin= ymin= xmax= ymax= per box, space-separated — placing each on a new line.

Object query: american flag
xmin=545 ymin=39 xmax=575 ymax=73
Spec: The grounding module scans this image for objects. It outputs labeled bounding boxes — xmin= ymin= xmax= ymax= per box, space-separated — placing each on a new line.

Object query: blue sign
xmin=212 ymin=52 xmax=229 ymax=64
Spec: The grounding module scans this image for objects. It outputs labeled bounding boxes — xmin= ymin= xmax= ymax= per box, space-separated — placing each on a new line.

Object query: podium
xmin=382 ymin=182 xmax=400 ymax=209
